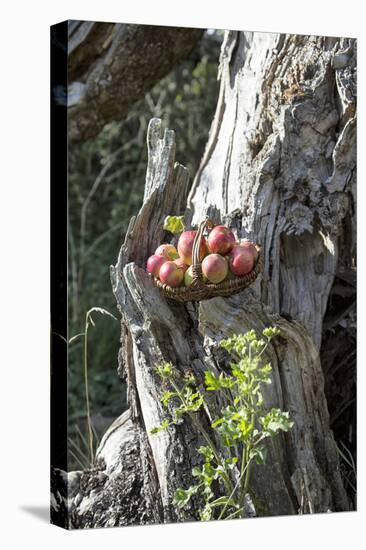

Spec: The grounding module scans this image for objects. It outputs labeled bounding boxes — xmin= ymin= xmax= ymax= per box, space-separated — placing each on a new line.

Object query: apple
xmin=202 ymin=253 xmax=228 ymax=284
xmin=224 ymin=268 xmax=237 ymax=281
xmin=239 ymin=239 xmax=258 ymax=262
xmin=228 ymin=245 xmax=254 ymax=276
xmin=184 ymin=266 xmax=194 ymax=287
xmin=174 ymin=258 xmax=188 ymax=273
xmin=159 ymin=261 xmax=184 ymax=287
xmin=155 ymin=243 xmax=179 ymax=260
xmin=177 ymin=230 xmax=208 ymax=266
xmin=146 ymin=254 xmax=167 ymax=278
xmin=184 ymin=265 xmax=208 ymax=286
xmin=207 ymin=225 xmax=236 ymax=255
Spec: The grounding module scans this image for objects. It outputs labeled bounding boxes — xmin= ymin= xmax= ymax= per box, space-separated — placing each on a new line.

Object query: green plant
xmin=69 ymin=307 xmax=117 ymax=466
xmin=151 ymin=327 xmax=294 ymax=520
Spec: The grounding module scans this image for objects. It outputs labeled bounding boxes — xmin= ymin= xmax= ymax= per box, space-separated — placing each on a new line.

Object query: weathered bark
xmin=66 ymin=21 xmax=203 ymax=143
xmin=189 ymin=31 xmax=356 ymax=349
xmin=63 ymin=31 xmax=356 ymax=527
xmin=51 ymin=411 xmax=160 ymax=528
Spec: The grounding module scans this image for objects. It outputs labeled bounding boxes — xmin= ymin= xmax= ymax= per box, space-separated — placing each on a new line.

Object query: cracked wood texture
xmin=67 ymin=21 xmax=203 ymax=143
xmin=58 ymin=31 xmax=356 ymax=528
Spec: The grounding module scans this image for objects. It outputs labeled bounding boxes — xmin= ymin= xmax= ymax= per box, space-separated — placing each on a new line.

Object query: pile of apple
xmin=146 ymin=225 xmax=258 ymax=288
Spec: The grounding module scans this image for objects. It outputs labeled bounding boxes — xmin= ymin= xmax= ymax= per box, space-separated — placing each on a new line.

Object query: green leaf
xmin=204 ymin=371 xmax=221 ymax=390
xmin=211 ymin=417 xmax=224 ymax=428
xmin=249 ymin=446 xmax=267 ymax=464
xmin=189 ymin=392 xmax=204 ymax=411
xmin=260 ymin=409 xmax=294 ymax=436
xmin=163 ymin=215 xmax=185 ymax=234
xmin=150 ymin=419 xmax=171 ymax=435
xmin=198 ymin=446 xmax=214 ymax=462
xmin=179 ymin=387 xmax=204 ymax=413
xmin=219 ymin=372 xmax=235 ymax=388
xmin=256 ymin=391 xmax=264 ymax=407
xmin=202 ymin=462 xmax=215 ymax=483
xmin=160 ymin=390 xmax=176 ymax=407
xmin=239 ymin=418 xmax=254 ymax=438
xmin=225 ymin=456 xmax=239 ymax=469
xmin=202 ymin=484 xmax=214 ymax=500
xmin=263 ymin=326 xmax=280 ymax=339
xmin=204 ymin=370 xmax=234 ymax=390
xmin=174 ymin=486 xmax=198 ymax=508
xmin=260 ymin=363 xmax=272 ymax=376
xmin=213 ymin=465 xmax=226 ymax=479
xmin=154 ymin=362 xmax=174 ymax=379
xmin=174 ymin=407 xmax=185 ymax=417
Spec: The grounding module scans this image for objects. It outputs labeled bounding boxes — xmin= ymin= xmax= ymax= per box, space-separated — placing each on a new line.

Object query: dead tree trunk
xmin=63 ymin=31 xmax=356 ymax=528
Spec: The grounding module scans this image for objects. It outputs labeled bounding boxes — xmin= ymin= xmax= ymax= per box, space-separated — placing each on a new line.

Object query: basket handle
xmin=192 ymin=218 xmax=213 ymax=266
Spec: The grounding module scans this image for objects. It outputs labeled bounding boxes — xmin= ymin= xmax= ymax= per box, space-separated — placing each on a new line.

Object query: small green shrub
xmin=152 ymin=327 xmax=294 ymax=520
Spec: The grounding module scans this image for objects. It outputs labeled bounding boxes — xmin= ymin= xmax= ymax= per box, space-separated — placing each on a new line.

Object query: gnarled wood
xmin=51 ymin=411 xmax=161 ymax=528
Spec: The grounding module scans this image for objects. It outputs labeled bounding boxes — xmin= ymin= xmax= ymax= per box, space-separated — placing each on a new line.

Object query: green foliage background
xmin=68 ymin=31 xmax=222 ymax=466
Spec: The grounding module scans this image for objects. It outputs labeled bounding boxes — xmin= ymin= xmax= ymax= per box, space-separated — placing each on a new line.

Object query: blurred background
xmin=68 ymin=28 xmax=223 ymax=468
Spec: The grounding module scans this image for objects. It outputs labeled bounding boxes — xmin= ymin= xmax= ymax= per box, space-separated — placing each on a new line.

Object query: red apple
xmin=159 ymin=261 xmax=184 ymax=287
xmin=146 ymin=254 xmax=167 ymax=278
xmin=207 ymin=225 xmax=236 ymax=255
xmin=178 ymin=230 xmax=208 ymax=266
xmin=174 ymin=258 xmax=188 ymax=273
xmin=155 ymin=243 xmax=179 ymax=260
xmin=239 ymin=239 xmax=258 ymax=262
xmin=229 ymin=245 xmax=254 ymax=276
xmin=202 ymin=253 xmax=228 ymax=284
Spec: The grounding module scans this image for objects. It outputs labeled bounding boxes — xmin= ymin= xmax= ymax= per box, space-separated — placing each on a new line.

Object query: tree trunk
xmin=65 ymin=21 xmax=203 ymax=143
xmin=58 ymin=31 xmax=356 ymax=528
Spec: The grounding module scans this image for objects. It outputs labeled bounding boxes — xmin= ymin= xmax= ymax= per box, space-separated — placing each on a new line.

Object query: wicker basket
xmin=152 ymin=218 xmax=263 ymax=302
